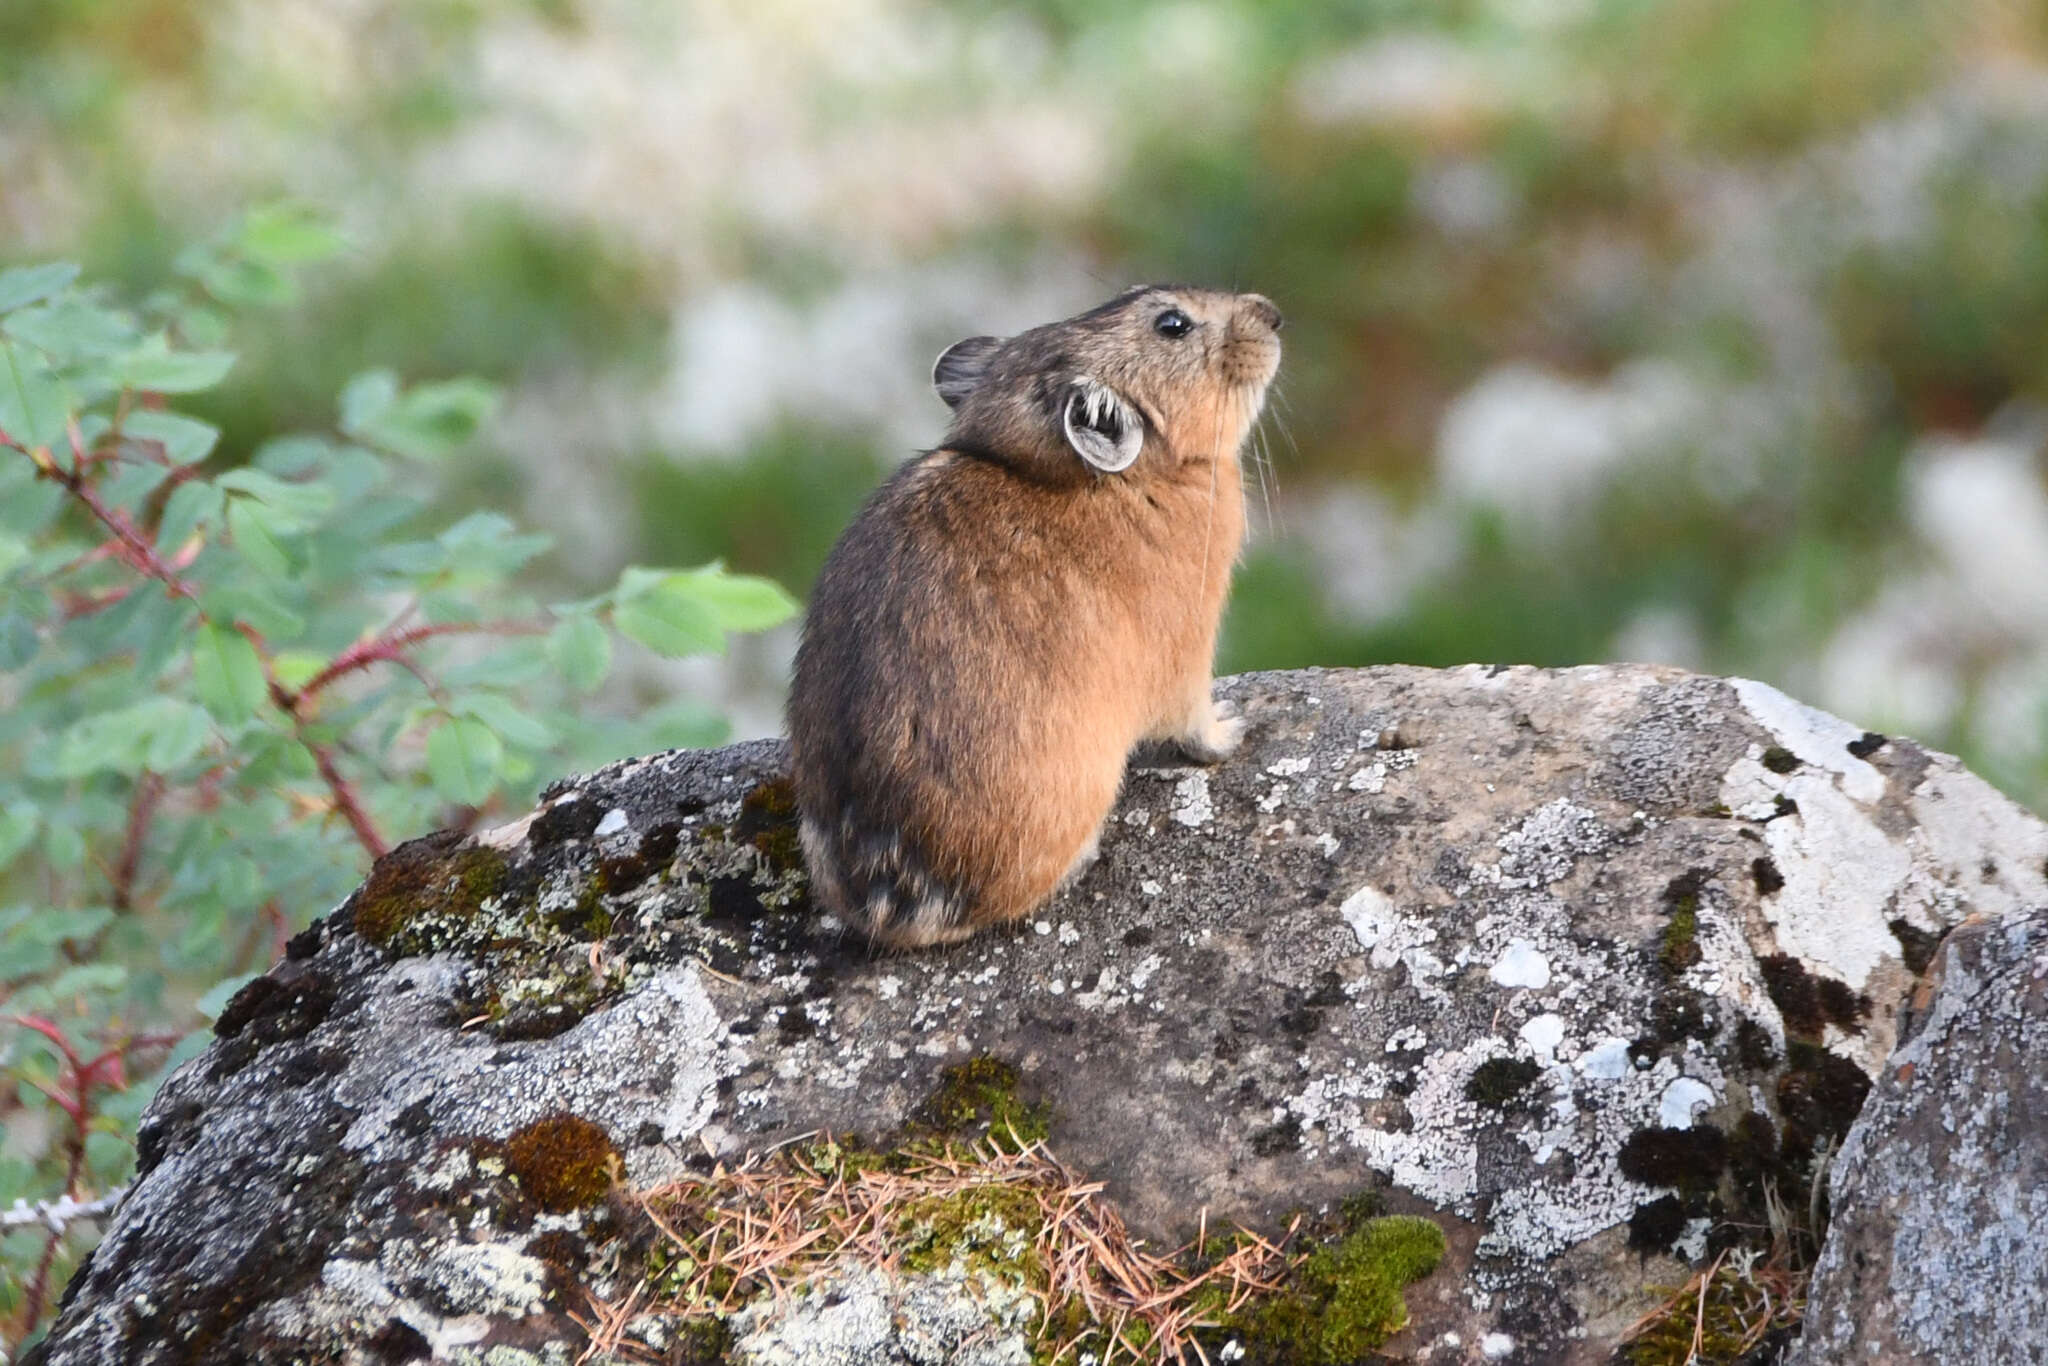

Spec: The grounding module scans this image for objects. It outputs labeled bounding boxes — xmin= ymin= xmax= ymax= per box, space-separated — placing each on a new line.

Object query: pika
xmin=787 ymin=285 xmax=1282 ymax=947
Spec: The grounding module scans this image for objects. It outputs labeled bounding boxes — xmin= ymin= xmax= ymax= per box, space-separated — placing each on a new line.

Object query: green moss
xmin=737 ymin=778 xmax=804 ymax=872
xmin=1660 ymin=899 xmax=1700 ymax=975
xmin=1465 ymin=1056 xmax=1541 ymax=1109
xmin=1760 ymin=745 xmax=1800 ymax=774
xmin=914 ymin=1056 xmax=1051 ymax=1148
xmin=897 ymin=1182 xmax=1046 ymax=1281
xmin=1229 ymin=1215 xmax=1446 ymax=1363
xmin=504 ymin=1112 xmax=619 ymax=1213
xmin=349 ymin=832 xmax=509 ymax=955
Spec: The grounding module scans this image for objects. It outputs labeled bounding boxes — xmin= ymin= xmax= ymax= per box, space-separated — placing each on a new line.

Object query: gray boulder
xmin=1789 ymin=907 xmax=2048 ymax=1365
xmin=26 ymin=665 xmax=2048 ymax=1365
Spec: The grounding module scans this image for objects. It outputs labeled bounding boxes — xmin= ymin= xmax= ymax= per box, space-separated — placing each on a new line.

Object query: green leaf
xmin=143 ymin=701 xmax=212 ymax=771
xmin=196 ymin=256 xmax=294 ymax=308
xmin=0 ymin=802 xmax=38 ymax=869
xmin=0 ymin=609 xmax=37 ymax=669
xmin=226 ymin=496 xmax=295 ymax=578
xmin=0 ymin=340 xmax=70 ymax=448
xmin=42 ymin=819 xmax=85 ymax=869
xmin=270 ymin=650 xmax=325 ymax=690
xmin=202 ymin=585 xmax=304 ymax=642
xmin=452 ymin=693 xmax=556 ymax=749
xmin=124 ymin=410 xmax=220 ymax=465
xmin=101 ymin=461 xmax=171 ymax=513
xmin=338 ymin=369 xmax=398 ymax=431
xmin=613 ymin=570 xmax=726 ymax=658
xmin=438 ymin=511 xmax=551 ymax=574
xmin=238 ymin=203 xmax=348 ymax=265
xmin=548 ymin=615 xmax=611 ymax=692
xmin=0 ymin=262 xmax=78 ymax=313
xmin=342 ymin=374 xmax=499 ymax=460
xmin=155 ymin=480 xmax=223 ymax=553
xmin=39 ymin=962 xmax=129 ymax=1002
xmin=218 ymin=467 xmax=334 ymax=528
xmin=191 ymin=622 xmax=268 ymax=724
xmin=426 ymin=716 xmax=503 ymax=805
xmin=48 ymin=698 xmax=209 ymax=776
xmin=668 ymin=565 xmax=798 ymax=632
xmin=118 ymin=334 xmax=237 ymax=394
xmin=5 ymin=297 xmax=138 ymax=360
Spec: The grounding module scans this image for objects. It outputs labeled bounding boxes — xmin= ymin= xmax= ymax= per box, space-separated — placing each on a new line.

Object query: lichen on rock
xmin=26 ymin=668 xmax=2048 ymax=1366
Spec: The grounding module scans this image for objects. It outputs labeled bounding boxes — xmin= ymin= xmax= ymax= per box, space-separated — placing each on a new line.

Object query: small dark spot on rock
xmin=1779 ymin=1043 xmax=1871 ymax=1148
xmin=1628 ymin=1037 xmax=1664 ymax=1068
xmin=1761 ymin=746 xmax=1800 ymax=774
xmin=1278 ymin=1007 xmax=1322 ymax=1039
xmin=1626 ymin=1194 xmax=1689 ymax=1252
xmin=1304 ymin=971 xmax=1347 ymax=1008
xmin=1652 ymin=990 xmax=1718 ymax=1045
xmin=1122 ymin=926 xmax=1154 ymax=949
xmin=1734 ymin=1017 xmax=1779 ymax=1071
xmin=1751 ymin=856 xmax=1784 ymax=895
xmin=531 ymin=795 xmax=605 ymax=846
xmin=1846 ymin=731 xmax=1886 ymax=759
xmin=285 ymin=919 xmax=326 ymax=961
xmin=775 ymin=1006 xmax=816 ymax=1043
xmin=505 ymin=1112 xmax=620 ymax=1213
xmin=1465 ymin=1056 xmax=1542 ymax=1110
xmin=1618 ymin=1124 xmax=1727 ymax=1191
xmin=367 ymin=1318 xmax=433 ymax=1363
xmin=391 ymin=1099 xmax=435 ymax=1139
xmin=1771 ymin=793 xmax=1798 ymax=819
xmin=1250 ymin=1115 xmax=1302 ymax=1157
xmin=277 ymin=1044 xmax=349 ymax=1089
xmin=211 ymin=968 xmax=338 ymax=1076
xmin=705 ymin=874 xmax=765 ymax=922
xmin=1760 ymin=954 xmax=1867 ymax=1039
xmin=598 ymin=821 xmax=683 ymax=890
xmin=635 ymin=1121 xmax=664 ymax=1147
xmin=1888 ymin=919 xmax=1941 ymax=976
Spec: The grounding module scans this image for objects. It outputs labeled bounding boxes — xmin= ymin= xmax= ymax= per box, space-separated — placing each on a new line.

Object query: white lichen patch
xmin=1267 ymin=756 xmax=1313 ymax=777
xmin=1488 ymin=941 xmax=1551 ymax=990
xmin=1658 ymin=1077 xmax=1717 ymax=1129
xmin=1171 ymin=772 xmax=1215 ymax=828
xmin=727 ymin=1263 xmax=1034 ymax=1366
xmin=1731 ymin=677 xmax=1886 ymax=804
xmin=1491 ymin=800 xmax=1611 ymax=888
xmin=593 ymin=807 xmax=630 ymax=839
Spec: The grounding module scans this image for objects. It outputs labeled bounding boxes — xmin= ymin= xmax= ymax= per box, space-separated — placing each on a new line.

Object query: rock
xmin=1788 ymin=908 xmax=2048 ymax=1365
xmin=26 ymin=665 xmax=2048 ymax=1366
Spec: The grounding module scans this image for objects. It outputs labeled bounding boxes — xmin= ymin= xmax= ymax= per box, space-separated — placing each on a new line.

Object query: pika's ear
xmin=1061 ymin=378 xmax=1143 ymax=473
xmin=932 ymin=335 xmax=1003 ymax=409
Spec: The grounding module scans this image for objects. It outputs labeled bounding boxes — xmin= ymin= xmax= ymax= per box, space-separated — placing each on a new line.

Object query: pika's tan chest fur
xmin=788 ymin=285 xmax=1281 ymax=947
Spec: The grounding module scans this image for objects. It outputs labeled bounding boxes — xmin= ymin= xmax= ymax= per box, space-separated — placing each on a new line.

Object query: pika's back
xmin=789 ymin=285 xmax=1282 ymax=947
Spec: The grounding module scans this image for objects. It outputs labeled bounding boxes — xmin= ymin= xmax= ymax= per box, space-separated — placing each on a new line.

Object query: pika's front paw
xmin=1178 ymin=699 xmax=1247 ymax=765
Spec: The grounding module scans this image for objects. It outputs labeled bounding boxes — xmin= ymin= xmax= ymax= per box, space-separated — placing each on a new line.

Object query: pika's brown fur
xmin=787 ymin=285 xmax=1282 ymax=947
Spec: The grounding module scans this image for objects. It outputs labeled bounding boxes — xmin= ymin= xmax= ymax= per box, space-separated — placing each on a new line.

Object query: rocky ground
xmin=25 ymin=665 xmax=2048 ymax=1365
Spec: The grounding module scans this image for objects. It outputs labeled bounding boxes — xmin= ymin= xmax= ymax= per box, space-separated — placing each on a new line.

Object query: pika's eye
xmin=1153 ymin=308 xmax=1193 ymax=339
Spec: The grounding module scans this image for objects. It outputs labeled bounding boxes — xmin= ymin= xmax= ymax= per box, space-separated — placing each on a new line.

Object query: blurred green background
xmin=6 ymin=0 xmax=2048 ymax=816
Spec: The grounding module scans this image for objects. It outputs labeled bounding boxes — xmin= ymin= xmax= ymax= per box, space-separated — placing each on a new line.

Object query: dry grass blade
xmin=597 ymin=1134 xmax=1309 ymax=1366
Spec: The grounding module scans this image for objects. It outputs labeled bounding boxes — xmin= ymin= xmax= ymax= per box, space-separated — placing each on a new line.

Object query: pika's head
xmin=932 ymin=285 xmax=1282 ymax=483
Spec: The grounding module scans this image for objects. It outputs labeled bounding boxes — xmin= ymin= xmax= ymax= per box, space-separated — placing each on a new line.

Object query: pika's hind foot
xmin=1175 ymin=698 xmax=1247 ymax=765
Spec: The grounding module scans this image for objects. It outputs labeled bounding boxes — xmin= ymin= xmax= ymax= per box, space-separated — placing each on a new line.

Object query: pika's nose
xmin=1239 ymin=294 xmax=1284 ymax=332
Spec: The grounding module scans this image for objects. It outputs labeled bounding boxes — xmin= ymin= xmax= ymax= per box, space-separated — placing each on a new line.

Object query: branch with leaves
xmin=0 ymin=208 xmax=798 ymax=1343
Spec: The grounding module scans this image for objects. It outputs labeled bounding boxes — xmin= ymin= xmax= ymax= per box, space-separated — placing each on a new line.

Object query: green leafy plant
xmin=0 ymin=210 xmax=796 ymax=1346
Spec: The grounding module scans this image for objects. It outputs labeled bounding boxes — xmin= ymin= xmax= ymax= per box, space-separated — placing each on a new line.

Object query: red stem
xmin=290 ymin=619 xmax=544 ymax=704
